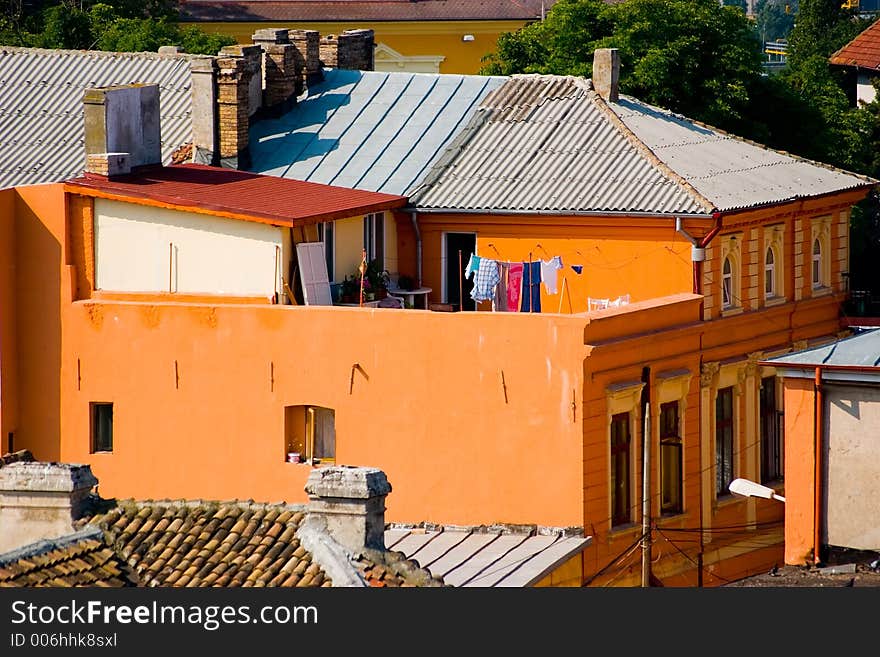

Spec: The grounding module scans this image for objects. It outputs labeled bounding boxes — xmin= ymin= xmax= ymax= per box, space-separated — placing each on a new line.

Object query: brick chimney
xmin=216 ymin=46 xmax=258 ymax=170
xmin=83 ymin=84 xmax=161 ymax=175
xmin=304 ymin=466 xmax=391 ymax=553
xmin=593 ymin=48 xmax=620 ymax=103
xmin=0 ymin=462 xmax=98 ymax=553
xmin=290 ymin=29 xmax=322 ymax=89
xmin=251 ymin=28 xmax=301 ymax=116
xmin=320 ymin=29 xmax=375 ymax=72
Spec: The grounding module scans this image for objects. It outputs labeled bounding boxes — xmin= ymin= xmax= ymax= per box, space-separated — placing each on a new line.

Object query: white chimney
xmin=0 ymin=462 xmax=98 ymax=554
xmin=83 ymin=84 xmax=162 ymax=173
xmin=593 ymin=48 xmax=620 ymax=103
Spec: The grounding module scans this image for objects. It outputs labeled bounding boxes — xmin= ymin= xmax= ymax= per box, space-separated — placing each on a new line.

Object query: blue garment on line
xmin=520 ymin=261 xmax=542 ymax=313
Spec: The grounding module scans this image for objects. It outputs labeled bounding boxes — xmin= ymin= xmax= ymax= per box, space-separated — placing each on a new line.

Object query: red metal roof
xmin=179 ymin=0 xmax=552 ymax=23
xmin=65 ymin=163 xmax=407 ymax=225
xmin=831 ymin=18 xmax=880 ymax=70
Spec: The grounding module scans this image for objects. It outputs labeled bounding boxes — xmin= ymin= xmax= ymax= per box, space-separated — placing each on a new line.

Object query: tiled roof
xmin=831 ymin=18 xmax=880 ymax=70
xmin=180 ymin=0 xmax=551 ymax=22
xmin=355 ymin=548 xmax=446 ymax=587
xmin=74 ymin=499 xmax=332 ymax=587
xmin=250 ymin=68 xmax=507 ymax=196
xmin=385 ymin=524 xmax=590 ymax=587
xmin=410 ymin=74 xmax=876 ymax=215
xmin=0 ymin=47 xmax=198 ymax=190
xmin=0 ymin=527 xmax=137 ymax=587
xmin=65 ymin=163 xmax=407 ymax=226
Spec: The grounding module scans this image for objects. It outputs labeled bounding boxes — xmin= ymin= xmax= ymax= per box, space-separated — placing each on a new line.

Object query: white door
xmin=296 ymin=242 xmax=332 ymax=306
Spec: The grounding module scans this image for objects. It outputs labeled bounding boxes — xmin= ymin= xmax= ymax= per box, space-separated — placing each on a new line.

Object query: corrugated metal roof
xmin=385 ymin=526 xmax=590 ymax=587
xmin=765 ymin=329 xmax=880 ymax=369
xmin=0 ymin=47 xmax=196 ymax=190
xmin=66 ymin=163 xmax=406 ymax=225
xmin=611 ymin=97 xmax=875 ymax=213
xmin=411 ymin=74 xmax=875 ymax=214
xmin=411 ymin=75 xmax=707 ymax=214
xmin=831 ymin=18 xmax=880 ymax=70
xmin=249 ymin=68 xmax=507 ymax=196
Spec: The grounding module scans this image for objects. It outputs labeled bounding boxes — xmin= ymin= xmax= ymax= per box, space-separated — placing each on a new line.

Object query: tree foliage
xmin=0 ymin=0 xmax=235 ymax=55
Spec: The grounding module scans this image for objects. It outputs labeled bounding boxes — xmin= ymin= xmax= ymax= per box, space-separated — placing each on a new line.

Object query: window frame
xmin=364 ymin=212 xmax=385 ymax=269
xmin=659 ymin=400 xmax=683 ymax=516
xmin=317 ymin=221 xmax=335 ymax=282
xmin=811 ymin=238 xmax=822 ymax=289
xmin=715 ymin=386 xmax=735 ymax=497
xmin=764 ymin=246 xmax=776 ymax=298
xmin=90 ymin=402 xmax=114 ymax=453
xmin=722 ymin=257 xmax=733 ymax=309
xmin=610 ymin=412 xmax=632 ymax=528
xmin=760 ymin=376 xmax=783 ymax=484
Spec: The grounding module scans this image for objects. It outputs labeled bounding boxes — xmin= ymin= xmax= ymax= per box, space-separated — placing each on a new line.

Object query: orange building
xmin=1 ymin=58 xmax=876 ymax=587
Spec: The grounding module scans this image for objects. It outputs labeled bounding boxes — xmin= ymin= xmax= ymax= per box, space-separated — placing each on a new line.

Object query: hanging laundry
xmin=506 ymin=262 xmax=524 ymax=313
xmin=494 ymin=261 xmax=509 ymax=312
xmin=520 ymin=261 xmax=542 ymax=312
xmin=570 ymin=264 xmax=583 ymax=274
xmin=540 ymin=256 xmax=564 ymax=294
xmin=465 ymin=253 xmax=481 ymax=279
xmin=471 ymin=257 xmax=500 ymax=303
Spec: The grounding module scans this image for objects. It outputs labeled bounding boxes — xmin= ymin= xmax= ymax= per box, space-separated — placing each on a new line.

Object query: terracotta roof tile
xmin=831 ymin=19 xmax=880 ymax=70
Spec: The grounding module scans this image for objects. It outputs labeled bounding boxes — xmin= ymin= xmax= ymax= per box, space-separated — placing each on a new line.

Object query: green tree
xmin=786 ymin=0 xmax=866 ymax=66
xmin=755 ymin=0 xmax=797 ymax=43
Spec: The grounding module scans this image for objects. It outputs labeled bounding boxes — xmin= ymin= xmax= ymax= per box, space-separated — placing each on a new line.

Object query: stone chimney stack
xmin=190 ymin=57 xmax=219 ymax=165
xmin=304 ymin=466 xmax=391 ymax=553
xmin=592 ymin=48 xmax=620 ymax=103
xmin=320 ymin=29 xmax=375 ymax=72
xmin=251 ymin=28 xmax=301 ymax=116
xmin=83 ymin=84 xmax=161 ymax=175
xmin=0 ymin=462 xmax=98 ymax=554
xmin=290 ymin=29 xmax=322 ymax=89
xmin=216 ymin=46 xmax=259 ymax=169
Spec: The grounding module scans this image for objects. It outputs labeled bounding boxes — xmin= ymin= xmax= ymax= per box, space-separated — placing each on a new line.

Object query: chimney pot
xmin=158 ymin=45 xmax=183 ymax=55
xmin=593 ymin=48 xmax=620 ymax=103
xmin=305 ymin=466 xmax=391 ymax=553
xmin=83 ymin=84 xmax=162 ymax=170
xmin=0 ymin=462 xmax=98 ymax=554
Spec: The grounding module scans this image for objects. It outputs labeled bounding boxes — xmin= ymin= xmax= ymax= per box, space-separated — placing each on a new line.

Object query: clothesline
xmin=464 ymin=252 xmax=580 ymax=313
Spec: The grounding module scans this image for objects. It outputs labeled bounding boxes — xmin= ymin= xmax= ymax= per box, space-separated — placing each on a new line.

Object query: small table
xmin=389 ymin=287 xmax=432 ymax=309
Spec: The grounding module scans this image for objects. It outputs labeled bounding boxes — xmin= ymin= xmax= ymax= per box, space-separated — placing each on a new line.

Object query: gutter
xmin=813 ymin=367 xmax=823 ymax=566
xmin=407 ymin=207 xmax=714 ymax=219
xmin=675 ymin=213 xmax=723 ymax=295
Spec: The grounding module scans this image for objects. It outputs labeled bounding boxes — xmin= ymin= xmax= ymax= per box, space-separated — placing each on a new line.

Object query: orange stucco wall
xmin=782 ymin=377 xmax=816 ymax=565
xmin=0 ymin=188 xmax=18 ymax=451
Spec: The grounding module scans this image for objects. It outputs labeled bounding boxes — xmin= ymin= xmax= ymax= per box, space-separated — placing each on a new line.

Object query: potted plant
xmin=396 ymin=274 xmax=416 ymax=291
xmin=364 ymin=259 xmax=390 ymax=299
xmin=340 ymin=276 xmax=358 ymax=304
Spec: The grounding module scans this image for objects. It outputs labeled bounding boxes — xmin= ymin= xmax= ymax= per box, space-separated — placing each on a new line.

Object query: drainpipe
xmin=675 ymin=214 xmax=722 ymax=295
xmin=410 ymin=210 xmax=422 ymax=287
xmin=813 ymin=366 xmax=823 ymax=565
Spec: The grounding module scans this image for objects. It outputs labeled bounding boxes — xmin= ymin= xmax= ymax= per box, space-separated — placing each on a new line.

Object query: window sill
xmin=608 ymin=521 xmax=640 ymax=538
xmin=720 ymin=306 xmax=744 ymax=318
xmin=658 ymin=510 xmax=686 ymax=522
xmin=811 ymin=286 xmax=832 ymax=298
xmin=763 ymin=295 xmax=787 ymax=308
xmin=714 ymin=493 xmax=743 ymax=509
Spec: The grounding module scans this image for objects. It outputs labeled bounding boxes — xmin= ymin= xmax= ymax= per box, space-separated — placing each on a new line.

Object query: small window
xmin=660 ymin=401 xmax=683 ymax=515
xmin=610 ymin=412 xmax=631 ymax=527
xmin=764 ymin=247 xmax=776 ymax=297
xmin=722 ymin=257 xmax=733 ymax=309
xmin=364 ymin=212 xmax=385 ymax=269
xmin=284 ymin=405 xmax=336 ymax=465
xmin=715 ymin=388 xmax=735 ymax=496
xmin=317 ymin=222 xmax=335 ymax=282
xmin=812 ymin=239 xmax=822 ymax=288
xmin=90 ymin=403 xmax=113 ymax=453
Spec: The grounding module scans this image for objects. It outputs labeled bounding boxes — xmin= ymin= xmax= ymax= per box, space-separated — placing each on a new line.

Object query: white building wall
xmin=94 ymin=198 xmax=283 ymax=297
xmin=857 ymin=72 xmax=877 ymax=105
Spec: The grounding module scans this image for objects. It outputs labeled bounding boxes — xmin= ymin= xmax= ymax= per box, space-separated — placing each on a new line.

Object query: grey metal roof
xmin=0 ymin=47 xmax=196 ymax=189
xmin=410 ymin=74 xmax=875 ymax=214
xmin=766 ymin=329 xmax=880 ymax=369
xmin=385 ymin=526 xmax=590 ymax=587
xmin=249 ymin=68 xmax=507 ymax=196
xmin=611 ymin=97 xmax=875 ymax=212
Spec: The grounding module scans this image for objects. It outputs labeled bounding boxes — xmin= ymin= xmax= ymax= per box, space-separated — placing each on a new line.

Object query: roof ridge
xmin=619 ymin=93 xmax=879 ymax=187
xmin=0 ymin=526 xmax=104 ymax=566
xmin=591 ymin=91 xmax=717 ymax=214
xmin=0 ymin=45 xmax=210 ymax=61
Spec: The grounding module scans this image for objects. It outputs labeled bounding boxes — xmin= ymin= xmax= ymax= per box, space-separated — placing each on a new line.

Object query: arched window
xmin=764 ymin=247 xmax=776 ymax=297
xmin=722 ymin=257 xmax=733 ymax=308
xmin=812 ymin=239 xmax=822 ymax=288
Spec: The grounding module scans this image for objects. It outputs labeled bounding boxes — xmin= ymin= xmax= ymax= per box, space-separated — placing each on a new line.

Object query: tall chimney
xmin=216 ymin=48 xmax=256 ymax=170
xmin=83 ymin=84 xmax=161 ymax=172
xmin=593 ymin=48 xmax=620 ymax=103
xmin=290 ymin=29 xmax=322 ymax=89
xmin=190 ymin=57 xmax=219 ymax=166
xmin=304 ymin=466 xmax=391 ymax=553
xmin=0 ymin=462 xmax=98 ymax=553
xmin=252 ymin=28 xmax=300 ymax=116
